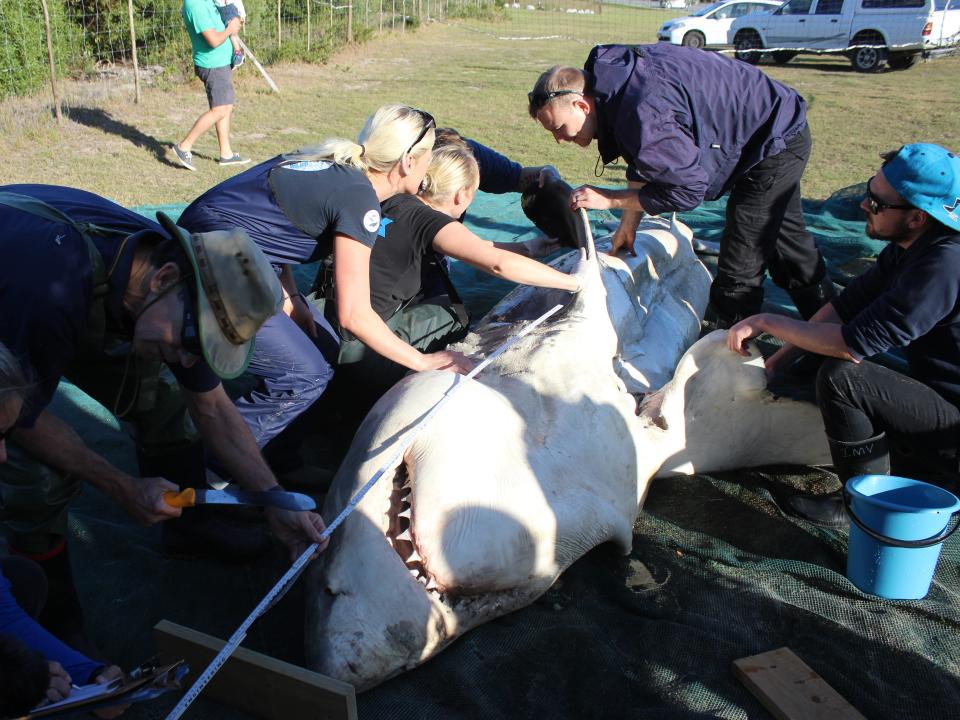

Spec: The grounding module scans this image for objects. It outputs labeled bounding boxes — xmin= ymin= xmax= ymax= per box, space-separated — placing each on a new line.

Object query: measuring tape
xmin=164 ymin=301 xmax=565 ymax=720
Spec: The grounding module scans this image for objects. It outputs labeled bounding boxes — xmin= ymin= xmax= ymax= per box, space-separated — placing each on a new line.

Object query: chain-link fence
xmin=2 ymin=0 xmax=958 ymax=106
xmin=0 ymin=0 xmax=501 ymax=101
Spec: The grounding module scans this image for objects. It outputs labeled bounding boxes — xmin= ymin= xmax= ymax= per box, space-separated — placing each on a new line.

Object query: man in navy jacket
xmin=728 ymin=144 xmax=960 ymax=527
xmin=528 ymin=43 xmax=833 ymax=326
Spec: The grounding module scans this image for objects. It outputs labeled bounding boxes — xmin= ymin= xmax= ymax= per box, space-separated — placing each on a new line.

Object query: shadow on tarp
xmin=52 ymin=185 xmax=958 ymax=719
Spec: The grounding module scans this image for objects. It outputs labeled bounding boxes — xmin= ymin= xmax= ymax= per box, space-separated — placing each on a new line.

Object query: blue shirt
xmin=465 ymin=139 xmax=522 ymax=195
xmin=0 ymin=185 xmax=220 ymax=427
xmin=0 ymin=568 xmax=101 ymax=683
xmin=585 ymin=44 xmax=808 ymax=215
xmin=835 ymin=226 xmax=960 ymax=406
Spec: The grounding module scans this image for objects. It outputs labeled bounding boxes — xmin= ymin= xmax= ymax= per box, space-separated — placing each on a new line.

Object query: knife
xmin=163 ymin=486 xmax=316 ymax=512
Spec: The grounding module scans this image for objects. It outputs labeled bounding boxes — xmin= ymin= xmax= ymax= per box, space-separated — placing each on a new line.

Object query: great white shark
xmin=304 ymin=212 xmax=830 ymax=690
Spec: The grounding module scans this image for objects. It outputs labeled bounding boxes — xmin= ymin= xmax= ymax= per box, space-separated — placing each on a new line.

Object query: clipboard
xmin=23 ymin=660 xmax=188 ymax=719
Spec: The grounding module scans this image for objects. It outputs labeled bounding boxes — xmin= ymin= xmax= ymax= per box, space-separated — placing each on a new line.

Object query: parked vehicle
xmin=658 ymin=0 xmax=782 ymax=47
xmin=659 ymin=0 xmax=693 ymax=8
xmin=928 ymin=0 xmax=960 ymax=51
xmin=729 ymin=0 xmax=955 ymax=71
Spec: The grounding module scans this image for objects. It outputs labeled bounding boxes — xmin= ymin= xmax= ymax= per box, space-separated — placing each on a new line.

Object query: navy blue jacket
xmin=585 ymin=44 xmax=807 ymax=214
xmin=835 ymin=226 xmax=960 ymax=407
xmin=0 ymin=184 xmax=219 ymax=427
xmin=465 ymin=139 xmax=522 ymax=195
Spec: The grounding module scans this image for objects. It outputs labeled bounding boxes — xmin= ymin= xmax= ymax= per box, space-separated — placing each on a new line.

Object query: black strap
xmin=425 ymin=252 xmax=470 ymax=329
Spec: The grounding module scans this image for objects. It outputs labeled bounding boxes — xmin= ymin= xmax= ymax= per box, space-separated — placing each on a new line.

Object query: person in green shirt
xmin=172 ymin=0 xmax=249 ymax=171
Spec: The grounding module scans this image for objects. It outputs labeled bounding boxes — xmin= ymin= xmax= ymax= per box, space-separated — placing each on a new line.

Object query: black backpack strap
xmin=0 ymin=191 xmax=111 ymax=351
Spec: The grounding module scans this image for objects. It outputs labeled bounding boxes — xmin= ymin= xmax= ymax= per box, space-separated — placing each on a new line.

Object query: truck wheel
xmin=887 ymin=52 xmax=919 ymax=70
xmin=849 ymin=35 xmax=886 ymax=72
xmin=772 ymin=51 xmax=797 ymax=65
xmin=734 ymin=31 xmax=763 ymax=64
xmin=682 ymin=31 xmax=706 ymax=49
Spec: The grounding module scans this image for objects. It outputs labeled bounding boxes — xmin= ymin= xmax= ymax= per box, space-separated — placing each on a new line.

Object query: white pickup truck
xmin=729 ymin=0 xmax=960 ymax=71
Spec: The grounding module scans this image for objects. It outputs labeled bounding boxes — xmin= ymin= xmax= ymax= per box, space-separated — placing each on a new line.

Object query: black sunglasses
xmin=865 ymin=178 xmax=912 ymax=215
xmin=404 ymin=109 xmax=436 ymax=158
xmin=527 ymin=89 xmax=584 ymax=111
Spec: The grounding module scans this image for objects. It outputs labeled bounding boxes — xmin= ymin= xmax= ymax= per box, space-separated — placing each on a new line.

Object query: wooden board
xmin=154 ymin=620 xmax=357 ymax=720
xmin=732 ymin=647 xmax=866 ymax=720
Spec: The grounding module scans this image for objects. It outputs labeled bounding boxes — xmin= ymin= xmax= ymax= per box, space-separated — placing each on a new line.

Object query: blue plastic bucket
xmin=844 ymin=474 xmax=960 ymax=600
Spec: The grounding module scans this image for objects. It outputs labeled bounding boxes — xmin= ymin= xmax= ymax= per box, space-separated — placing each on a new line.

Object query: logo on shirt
xmin=363 ymin=210 xmax=381 ymax=233
xmin=378 ymin=217 xmax=393 ymax=237
xmin=945 ymin=197 xmax=960 ymax=224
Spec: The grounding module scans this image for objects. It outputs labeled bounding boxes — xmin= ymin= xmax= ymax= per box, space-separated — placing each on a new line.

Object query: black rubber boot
xmin=787 ymin=274 xmax=837 ymax=320
xmin=703 ymin=283 xmax=764 ymax=330
xmin=147 ymin=445 xmax=274 ymax=564
xmin=789 ymin=433 xmax=890 ymax=528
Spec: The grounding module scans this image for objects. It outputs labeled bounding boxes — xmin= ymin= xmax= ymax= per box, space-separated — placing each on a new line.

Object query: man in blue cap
xmin=727 ymin=143 xmax=960 ymax=527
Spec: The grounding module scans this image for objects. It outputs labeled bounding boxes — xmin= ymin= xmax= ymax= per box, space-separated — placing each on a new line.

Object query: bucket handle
xmin=843 ymin=489 xmax=960 ymax=549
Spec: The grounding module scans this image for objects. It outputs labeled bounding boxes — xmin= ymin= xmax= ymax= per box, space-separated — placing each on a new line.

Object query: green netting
xmin=55 ymin=187 xmax=958 ymax=719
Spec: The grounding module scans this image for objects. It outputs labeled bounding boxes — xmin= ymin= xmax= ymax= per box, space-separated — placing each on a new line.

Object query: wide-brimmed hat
xmin=156 ymin=212 xmax=282 ymax=379
xmin=883 ymin=143 xmax=960 ymax=232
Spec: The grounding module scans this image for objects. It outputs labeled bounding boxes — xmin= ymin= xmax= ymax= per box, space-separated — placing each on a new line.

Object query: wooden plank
xmin=154 ymin=620 xmax=357 ymax=720
xmin=732 ymin=647 xmax=866 ymax=720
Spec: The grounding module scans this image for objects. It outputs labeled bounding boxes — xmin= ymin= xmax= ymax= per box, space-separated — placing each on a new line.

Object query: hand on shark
xmin=266 ymin=507 xmax=329 ymax=560
xmin=419 ymin=349 xmax=474 ymax=374
xmin=570 ymin=248 xmax=594 ymax=294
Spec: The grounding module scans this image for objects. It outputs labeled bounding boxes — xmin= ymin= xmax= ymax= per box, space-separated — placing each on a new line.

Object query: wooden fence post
xmin=276 ymin=0 xmax=282 ymax=49
xmin=379 ymin=0 xmax=383 ymax=32
xmin=127 ymin=0 xmax=142 ymax=103
xmin=307 ymin=0 xmax=311 ymax=54
xmin=39 ymin=0 xmax=62 ymax=123
xmin=347 ymin=1 xmax=353 ymax=42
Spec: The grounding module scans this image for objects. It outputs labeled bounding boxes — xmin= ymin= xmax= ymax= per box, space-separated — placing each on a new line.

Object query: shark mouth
xmin=383 ymin=463 xmax=535 ymax=616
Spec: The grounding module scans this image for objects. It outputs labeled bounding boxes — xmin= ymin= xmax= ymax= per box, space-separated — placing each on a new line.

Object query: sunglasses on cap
xmin=865 ymin=177 xmax=912 ymax=215
xmin=527 ymin=89 xmax=584 ymax=111
xmin=404 ymin=108 xmax=436 ymax=158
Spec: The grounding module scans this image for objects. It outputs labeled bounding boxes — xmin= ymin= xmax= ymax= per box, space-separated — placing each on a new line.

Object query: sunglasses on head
xmin=404 ymin=108 xmax=436 ymax=158
xmin=527 ymin=89 xmax=583 ymax=111
xmin=865 ymin=177 xmax=912 ymax=215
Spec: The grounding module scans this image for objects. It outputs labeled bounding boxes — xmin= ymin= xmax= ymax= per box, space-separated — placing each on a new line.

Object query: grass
xmin=0 ymin=12 xmax=958 ymax=206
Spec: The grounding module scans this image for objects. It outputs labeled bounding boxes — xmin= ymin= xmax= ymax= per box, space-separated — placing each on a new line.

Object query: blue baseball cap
xmin=882 ymin=143 xmax=960 ymax=232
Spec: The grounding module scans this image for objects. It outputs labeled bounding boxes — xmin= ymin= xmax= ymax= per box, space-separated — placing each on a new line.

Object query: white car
xmin=657 ymin=0 xmax=783 ymax=48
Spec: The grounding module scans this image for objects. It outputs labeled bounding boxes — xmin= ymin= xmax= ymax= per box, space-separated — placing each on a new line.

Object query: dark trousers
xmin=711 ymin=125 xmax=826 ymax=321
xmin=817 ymin=358 xmax=960 ymax=460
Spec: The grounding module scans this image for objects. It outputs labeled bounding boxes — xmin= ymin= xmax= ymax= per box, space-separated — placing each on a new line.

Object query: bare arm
xmin=184 ymin=384 xmax=328 ymax=557
xmin=278 ymin=264 xmax=317 ymax=338
xmin=433 ymin=223 xmax=579 ymax=292
xmin=10 ymin=410 xmax=180 ymax=525
xmin=762 ymin=302 xmax=844 ymax=375
xmin=199 ymin=17 xmax=240 ymax=49
xmin=333 ymin=235 xmax=473 ymax=374
xmin=727 ymin=304 xmax=857 ymax=365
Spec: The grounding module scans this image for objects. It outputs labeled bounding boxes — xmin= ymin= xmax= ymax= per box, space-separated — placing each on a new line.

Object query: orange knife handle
xmin=164 ymin=488 xmax=197 ymax=508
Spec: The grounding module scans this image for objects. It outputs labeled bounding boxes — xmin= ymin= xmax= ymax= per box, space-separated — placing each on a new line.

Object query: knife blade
xmin=163 ymin=486 xmax=316 ymax=512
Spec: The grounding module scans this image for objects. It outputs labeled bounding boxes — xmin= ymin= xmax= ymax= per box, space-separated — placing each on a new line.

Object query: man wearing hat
xmin=0 ymin=184 xmax=328 ymax=650
xmin=727 ymin=143 xmax=960 ymax=527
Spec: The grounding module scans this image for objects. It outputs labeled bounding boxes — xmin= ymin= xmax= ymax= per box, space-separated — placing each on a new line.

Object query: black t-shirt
xmin=370 ymin=194 xmax=457 ymax=319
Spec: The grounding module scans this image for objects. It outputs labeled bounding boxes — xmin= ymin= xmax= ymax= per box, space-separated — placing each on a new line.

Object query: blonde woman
xmin=178 ymin=105 xmax=471 ymax=463
xmin=337 ymin=138 xmax=583 ymax=406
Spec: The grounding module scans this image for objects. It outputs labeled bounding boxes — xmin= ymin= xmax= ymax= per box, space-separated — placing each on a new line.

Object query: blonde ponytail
xmin=419 ymin=141 xmax=480 ymax=205
xmin=285 ymin=104 xmax=435 ymax=173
